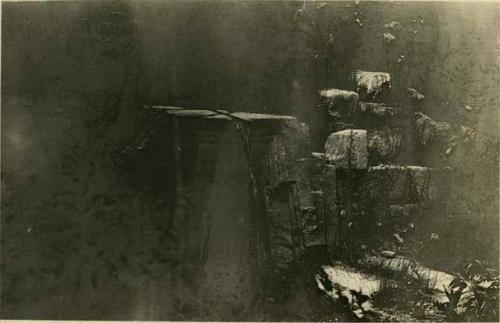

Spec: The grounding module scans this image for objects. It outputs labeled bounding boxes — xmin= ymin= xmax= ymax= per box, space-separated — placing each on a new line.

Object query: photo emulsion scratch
xmin=1 ymin=0 xmax=499 ymax=321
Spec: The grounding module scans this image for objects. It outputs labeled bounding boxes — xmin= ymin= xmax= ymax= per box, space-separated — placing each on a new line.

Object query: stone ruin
xmin=151 ymin=70 xmax=463 ymax=315
xmin=150 ymin=107 xmax=312 ymax=314
xmin=309 ymin=71 xmax=452 ymax=262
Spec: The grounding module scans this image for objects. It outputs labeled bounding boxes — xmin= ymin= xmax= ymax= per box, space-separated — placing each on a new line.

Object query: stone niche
xmin=154 ymin=106 xmax=312 ymax=314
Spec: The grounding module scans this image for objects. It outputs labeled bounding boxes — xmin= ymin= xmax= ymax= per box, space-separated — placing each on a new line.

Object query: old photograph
xmin=1 ymin=0 xmax=499 ymax=321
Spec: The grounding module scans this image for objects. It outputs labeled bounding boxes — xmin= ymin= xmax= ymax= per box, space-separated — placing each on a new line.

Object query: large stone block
xmin=263 ymin=119 xmax=313 ymax=273
xmin=364 ymin=165 xmax=409 ymax=204
xmin=358 ymin=165 xmax=452 ymax=205
xmin=351 ymin=70 xmax=391 ymax=102
xmin=324 ymin=129 xmax=368 ymax=169
xmin=318 ymin=89 xmax=359 ymax=118
xmin=407 ymin=166 xmax=452 ymax=202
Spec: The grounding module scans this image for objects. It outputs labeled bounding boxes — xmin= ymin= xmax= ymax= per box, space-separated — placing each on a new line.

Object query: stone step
xmin=317 ymin=88 xmax=410 ymax=122
xmin=318 ymin=89 xmax=359 ymax=119
xmin=333 ymin=167 xmax=451 ymax=254
xmin=324 ymin=128 xmax=414 ymax=168
xmin=315 ymin=88 xmax=416 ymax=150
xmin=337 ymin=164 xmax=452 ymax=205
xmin=322 ymin=101 xmax=416 ymax=132
xmin=354 ymin=102 xmax=418 ymax=131
xmin=305 ymin=157 xmax=451 ymax=252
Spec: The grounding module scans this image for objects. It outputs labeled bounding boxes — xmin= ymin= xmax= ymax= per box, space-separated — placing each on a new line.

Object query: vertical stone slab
xmin=306 ymin=153 xmax=339 ymax=259
xmin=321 ymin=165 xmax=338 ymax=262
xmin=305 ymin=153 xmax=327 ymax=247
xmin=245 ymin=118 xmax=314 ymax=300
xmin=264 ymin=121 xmax=303 ymax=273
xmin=308 ymin=190 xmax=326 ymax=247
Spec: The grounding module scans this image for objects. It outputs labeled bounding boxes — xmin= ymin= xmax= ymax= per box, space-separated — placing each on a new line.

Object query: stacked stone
xmin=308 ymin=71 xmax=453 ymax=258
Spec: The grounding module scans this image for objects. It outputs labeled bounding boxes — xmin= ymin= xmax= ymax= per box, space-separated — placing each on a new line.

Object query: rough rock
xmin=414 ymin=112 xmax=478 ymax=167
xmin=368 ymin=128 xmax=403 ymax=163
xmin=407 ymin=88 xmax=425 ymax=102
xmin=414 ymin=112 xmax=453 ymax=145
xmin=384 ymin=21 xmax=401 ymax=29
xmin=324 ymin=129 xmax=368 ymax=169
xmin=359 ymin=255 xmax=476 ymax=308
xmin=383 ymin=32 xmax=396 ymax=45
xmin=358 ymin=102 xmax=403 ymax=118
xmin=315 ymin=265 xmax=399 ymax=319
xmin=317 ymin=265 xmax=384 ymax=297
xmin=352 ymin=71 xmax=391 ymax=101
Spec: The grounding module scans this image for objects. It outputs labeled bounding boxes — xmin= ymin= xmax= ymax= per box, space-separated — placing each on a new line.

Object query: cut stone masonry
xmin=149 ymin=68 xmax=464 ymax=307
xmin=308 ymin=70 xmax=454 ymax=256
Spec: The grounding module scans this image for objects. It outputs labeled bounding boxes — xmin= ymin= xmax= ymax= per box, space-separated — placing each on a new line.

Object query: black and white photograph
xmin=1 ymin=0 xmax=499 ymax=321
